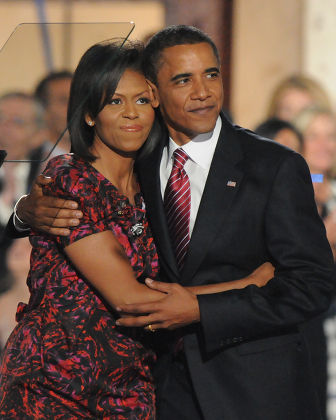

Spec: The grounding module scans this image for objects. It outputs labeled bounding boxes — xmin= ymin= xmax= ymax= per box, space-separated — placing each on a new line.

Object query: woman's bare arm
xmin=186 ymin=262 xmax=274 ymax=295
xmin=65 ymin=230 xmax=163 ymax=309
xmin=65 ymin=219 xmax=273 ymax=307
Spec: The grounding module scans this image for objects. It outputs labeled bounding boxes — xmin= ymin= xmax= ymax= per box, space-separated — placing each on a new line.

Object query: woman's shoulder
xmin=43 ymin=154 xmax=96 ymax=196
xmin=43 ymin=153 xmax=83 ymax=178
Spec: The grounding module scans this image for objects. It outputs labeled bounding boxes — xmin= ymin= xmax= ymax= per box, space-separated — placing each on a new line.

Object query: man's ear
xmin=147 ymin=79 xmax=160 ymax=108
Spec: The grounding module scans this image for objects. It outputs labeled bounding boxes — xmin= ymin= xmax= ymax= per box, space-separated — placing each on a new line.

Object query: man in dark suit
xmin=115 ymin=25 xmax=334 ymax=420
xmin=9 ymin=26 xmax=335 ymax=419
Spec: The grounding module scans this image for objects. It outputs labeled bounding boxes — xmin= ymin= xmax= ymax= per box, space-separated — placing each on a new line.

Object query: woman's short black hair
xmin=142 ymin=25 xmax=220 ymax=85
xmin=68 ymin=39 xmax=161 ymax=162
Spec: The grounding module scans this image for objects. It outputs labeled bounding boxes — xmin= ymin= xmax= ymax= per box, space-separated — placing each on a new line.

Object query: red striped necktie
xmin=164 ymin=148 xmax=191 ymax=270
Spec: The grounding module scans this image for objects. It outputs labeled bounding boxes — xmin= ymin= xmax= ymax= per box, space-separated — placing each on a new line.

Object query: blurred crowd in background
xmin=1 ymin=45 xmax=336 ymax=418
xmin=0 ymin=69 xmax=72 ymax=344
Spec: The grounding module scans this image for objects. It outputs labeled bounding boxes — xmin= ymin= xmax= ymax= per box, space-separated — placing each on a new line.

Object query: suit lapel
xmin=181 ymin=117 xmax=244 ymax=283
xmin=137 ymin=140 xmax=180 ymax=282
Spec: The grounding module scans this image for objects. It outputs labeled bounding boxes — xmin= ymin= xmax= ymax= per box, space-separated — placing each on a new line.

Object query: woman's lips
xmin=120 ymin=125 xmax=143 ymax=132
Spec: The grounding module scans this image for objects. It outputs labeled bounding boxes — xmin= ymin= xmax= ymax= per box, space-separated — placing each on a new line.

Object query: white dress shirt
xmin=160 ymin=116 xmax=222 ymax=235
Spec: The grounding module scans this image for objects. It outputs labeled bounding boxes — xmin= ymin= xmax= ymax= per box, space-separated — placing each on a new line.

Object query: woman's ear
xmin=147 ymin=80 xmax=160 ymax=108
xmin=84 ymin=114 xmax=95 ymax=127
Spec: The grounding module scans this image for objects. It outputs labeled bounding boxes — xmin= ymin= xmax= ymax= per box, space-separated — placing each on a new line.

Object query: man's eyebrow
xmin=170 ymin=67 xmax=220 ymax=82
xmin=170 ymin=73 xmax=192 ymax=82
xmin=205 ymin=67 xmax=220 ymax=73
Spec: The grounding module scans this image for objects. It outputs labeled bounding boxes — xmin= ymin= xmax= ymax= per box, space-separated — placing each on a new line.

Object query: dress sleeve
xmin=41 ymin=156 xmax=113 ymax=248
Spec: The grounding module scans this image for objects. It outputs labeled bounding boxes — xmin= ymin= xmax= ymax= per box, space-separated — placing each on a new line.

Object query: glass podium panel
xmin=0 ymin=22 xmax=135 ymax=164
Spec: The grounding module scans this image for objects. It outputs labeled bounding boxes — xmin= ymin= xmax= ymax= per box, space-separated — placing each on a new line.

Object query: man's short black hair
xmin=142 ymin=25 xmax=220 ymax=85
xmin=68 ymin=40 xmax=161 ymax=162
xmin=34 ymin=71 xmax=73 ymax=107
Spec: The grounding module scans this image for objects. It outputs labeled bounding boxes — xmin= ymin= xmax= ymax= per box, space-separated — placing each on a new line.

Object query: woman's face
xmin=90 ymin=69 xmax=156 ymax=156
xmin=276 ymin=88 xmax=314 ymax=122
xmin=303 ymin=113 xmax=336 ymax=173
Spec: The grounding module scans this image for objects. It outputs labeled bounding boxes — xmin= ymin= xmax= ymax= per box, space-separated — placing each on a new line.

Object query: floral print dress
xmin=0 ymin=154 xmax=159 ymax=419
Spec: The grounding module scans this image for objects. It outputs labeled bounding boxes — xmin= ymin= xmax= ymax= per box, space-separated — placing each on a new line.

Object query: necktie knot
xmin=172 ymin=148 xmax=189 ymax=170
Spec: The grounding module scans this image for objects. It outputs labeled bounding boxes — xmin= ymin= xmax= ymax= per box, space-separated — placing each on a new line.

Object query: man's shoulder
xmin=235 ymin=124 xmax=292 ymax=154
xmin=219 ymin=120 xmax=307 ymax=178
xmin=231 ymin=123 xmax=300 ymax=164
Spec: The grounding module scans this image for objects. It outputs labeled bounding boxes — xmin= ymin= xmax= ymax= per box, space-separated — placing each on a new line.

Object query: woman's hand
xmin=187 ymin=262 xmax=275 ymax=295
xmin=246 ymin=262 xmax=275 ymax=287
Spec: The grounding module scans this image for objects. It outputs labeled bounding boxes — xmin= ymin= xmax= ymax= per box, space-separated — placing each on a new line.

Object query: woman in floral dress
xmin=0 ymin=40 xmax=163 ymax=419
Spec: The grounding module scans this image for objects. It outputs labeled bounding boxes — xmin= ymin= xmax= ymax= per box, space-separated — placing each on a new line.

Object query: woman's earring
xmin=87 ymin=120 xmax=94 ymax=126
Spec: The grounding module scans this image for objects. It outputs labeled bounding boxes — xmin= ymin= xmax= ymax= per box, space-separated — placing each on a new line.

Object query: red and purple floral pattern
xmin=0 ymin=154 xmax=159 ymax=419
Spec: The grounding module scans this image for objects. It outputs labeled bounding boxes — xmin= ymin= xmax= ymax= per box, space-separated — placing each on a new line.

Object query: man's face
xmin=152 ymin=42 xmax=223 ymax=145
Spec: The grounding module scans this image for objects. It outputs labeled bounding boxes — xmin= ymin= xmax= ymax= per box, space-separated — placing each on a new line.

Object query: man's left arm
xmin=195 ymin=152 xmax=335 ymax=352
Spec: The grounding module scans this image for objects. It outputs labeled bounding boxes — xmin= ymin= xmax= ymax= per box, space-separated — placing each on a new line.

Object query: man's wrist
xmin=13 ymin=195 xmax=30 ymax=232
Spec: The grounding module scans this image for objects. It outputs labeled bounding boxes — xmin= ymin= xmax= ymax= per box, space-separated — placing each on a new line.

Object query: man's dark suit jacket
xmin=136 ymin=114 xmax=335 ymax=420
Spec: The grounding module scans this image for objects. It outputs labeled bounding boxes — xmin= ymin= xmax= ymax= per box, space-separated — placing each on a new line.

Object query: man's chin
xmin=188 ymin=120 xmax=218 ymax=136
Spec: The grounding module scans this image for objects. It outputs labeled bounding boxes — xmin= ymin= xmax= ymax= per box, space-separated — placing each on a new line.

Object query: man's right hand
xmin=17 ymin=175 xmax=83 ymax=236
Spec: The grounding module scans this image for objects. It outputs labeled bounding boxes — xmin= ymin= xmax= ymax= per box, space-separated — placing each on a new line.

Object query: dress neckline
xmin=72 ymin=154 xmax=142 ymax=209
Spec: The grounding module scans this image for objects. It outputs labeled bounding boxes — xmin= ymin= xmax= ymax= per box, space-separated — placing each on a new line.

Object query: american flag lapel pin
xmin=227 ymin=180 xmax=236 ymax=187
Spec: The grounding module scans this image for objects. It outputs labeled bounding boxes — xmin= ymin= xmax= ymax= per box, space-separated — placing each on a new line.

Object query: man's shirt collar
xmin=165 ymin=116 xmax=222 ymax=170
